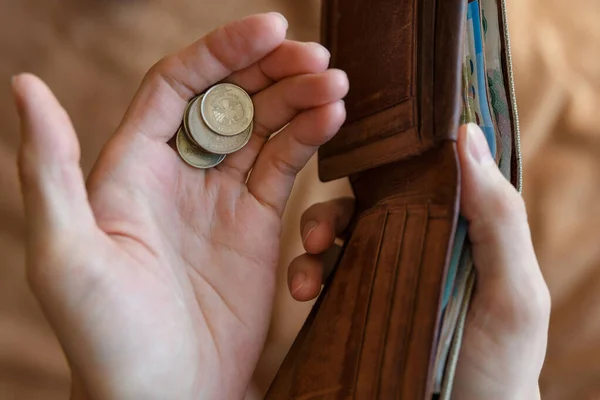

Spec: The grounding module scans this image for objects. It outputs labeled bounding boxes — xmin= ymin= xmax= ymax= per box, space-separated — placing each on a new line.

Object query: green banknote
xmin=482 ymin=0 xmax=512 ymax=178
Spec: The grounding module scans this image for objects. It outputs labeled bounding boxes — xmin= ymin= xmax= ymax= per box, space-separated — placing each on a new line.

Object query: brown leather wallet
xmin=265 ymin=0 xmax=522 ymax=398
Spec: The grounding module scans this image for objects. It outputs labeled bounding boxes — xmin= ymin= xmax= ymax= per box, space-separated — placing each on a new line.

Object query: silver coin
xmin=183 ymin=96 xmax=199 ymax=146
xmin=187 ymin=95 xmax=253 ymax=155
xmin=176 ymin=126 xmax=226 ymax=169
xmin=201 ymin=83 xmax=254 ymax=136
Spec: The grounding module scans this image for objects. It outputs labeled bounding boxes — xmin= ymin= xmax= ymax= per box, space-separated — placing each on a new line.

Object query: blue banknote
xmin=442 ymin=0 xmax=497 ymax=310
xmin=482 ymin=0 xmax=512 ymax=179
xmin=435 ymin=0 xmax=503 ymax=392
xmin=468 ymin=0 xmax=497 ymax=156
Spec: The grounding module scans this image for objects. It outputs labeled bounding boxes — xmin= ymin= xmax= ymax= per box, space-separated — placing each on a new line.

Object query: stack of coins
xmin=176 ymin=83 xmax=254 ymax=168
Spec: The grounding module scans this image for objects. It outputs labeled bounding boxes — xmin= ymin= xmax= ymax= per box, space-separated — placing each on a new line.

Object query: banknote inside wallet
xmin=318 ymin=0 xmax=520 ymax=189
xmin=319 ymin=0 xmax=521 ymax=396
xmin=264 ymin=1 xmax=521 ymax=398
xmin=433 ymin=0 xmax=521 ymax=396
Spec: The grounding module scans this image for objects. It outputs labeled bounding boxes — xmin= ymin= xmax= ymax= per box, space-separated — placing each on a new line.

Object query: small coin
xmin=201 ymin=83 xmax=253 ymax=136
xmin=187 ymin=95 xmax=253 ymax=155
xmin=176 ymin=126 xmax=226 ymax=169
xmin=183 ymin=96 xmax=198 ymax=146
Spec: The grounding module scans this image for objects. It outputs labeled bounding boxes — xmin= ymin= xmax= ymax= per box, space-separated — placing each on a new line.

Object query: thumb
xmin=458 ymin=123 xmax=538 ymax=281
xmin=455 ymin=124 xmax=550 ymax=399
xmin=457 ymin=123 xmax=549 ymax=320
xmin=12 ymin=74 xmax=96 ymax=257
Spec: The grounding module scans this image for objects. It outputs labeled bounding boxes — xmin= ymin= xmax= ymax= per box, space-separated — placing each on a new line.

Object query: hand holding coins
xmin=12 ymin=11 xmax=353 ymax=400
xmin=176 ymin=83 xmax=254 ymax=168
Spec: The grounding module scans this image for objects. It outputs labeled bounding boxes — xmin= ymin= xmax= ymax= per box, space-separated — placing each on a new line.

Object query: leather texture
xmin=266 ymin=144 xmax=460 ymax=399
xmin=266 ymin=0 xmax=471 ymax=398
xmin=1 ymin=2 xmax=598 ymax=400
xmin=318 ymin=0 xmax=465 ymax=182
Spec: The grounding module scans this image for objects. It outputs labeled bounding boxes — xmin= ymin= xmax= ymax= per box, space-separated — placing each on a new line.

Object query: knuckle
xmin=489 ymin=182 xmax=528 ymax=224
xmin=304 ymin=197 xmax=354 ymax=226
xmin=270 ymin=154 xmax=300 ymax=179
xmin=530 ymin=280 xmax=552 ymax=322
xmin=251 ymin=119 xmax=272 ymax=139
xmin=144 ymin=56 xmax=192 ymax=100
xmin=25 ymin=235 xmax=101 ymax=297
xmin=518 ymin=287 xmax=551 ymax=329
xmin=497 ymin=276 xmax=551 ymax=332
xmin=25 ymin=241 xmax=67 ymax=292
xmin=211 ymin=24 xmax=250 ymax=71
xmin=335 ymin=196 xmax=356 ymax=214
xmin=328 ymin=197 xmax=352 ymax=221
xmin=302 ymin=202 xmax=321 ymax=218
xmin=145 ymin=56 xmax=172 ymax=82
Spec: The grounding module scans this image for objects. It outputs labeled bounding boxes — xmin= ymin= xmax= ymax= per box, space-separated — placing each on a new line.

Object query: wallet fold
xmin=265 ymin=0 xmax=521 ymax=398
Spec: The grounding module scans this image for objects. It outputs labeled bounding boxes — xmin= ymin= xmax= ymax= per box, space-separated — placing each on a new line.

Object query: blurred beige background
xmin=0 ymin=0 xmax=599 ymax=399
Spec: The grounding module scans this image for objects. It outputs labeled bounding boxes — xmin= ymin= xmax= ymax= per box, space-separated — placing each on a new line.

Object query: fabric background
xmin=0 ymin=1 xmax=598 ymax=399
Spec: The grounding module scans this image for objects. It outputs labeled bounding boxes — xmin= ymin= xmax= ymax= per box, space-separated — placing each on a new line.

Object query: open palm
xmin=13 ymin=13 xmax=348 ymax=400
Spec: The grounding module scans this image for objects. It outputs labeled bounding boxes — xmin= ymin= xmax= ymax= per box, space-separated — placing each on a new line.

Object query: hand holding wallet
xmin=266 ymin=0 xmax=522 ymax=398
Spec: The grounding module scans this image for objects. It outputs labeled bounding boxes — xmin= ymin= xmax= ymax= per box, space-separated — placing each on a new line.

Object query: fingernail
xmin=270 ymin=12 xmax=288 ymax=29
xmin=308 ymin=42 xmax=330 ymax=60
xmin=466 ymin=123 xmax=493 ymax=164
xmin=302 ymin=221 xmax=318 ymax=246
xmin=291 ymin=272 xmax=307 ymax=296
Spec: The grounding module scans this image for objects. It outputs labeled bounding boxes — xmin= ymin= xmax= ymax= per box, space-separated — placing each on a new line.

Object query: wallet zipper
xmin=499 ymin=0 xmax=523 ymax=193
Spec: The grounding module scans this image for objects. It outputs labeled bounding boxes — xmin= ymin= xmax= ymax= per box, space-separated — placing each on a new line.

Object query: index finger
xmin=119 ymin=13 xmax=288 ymax=142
